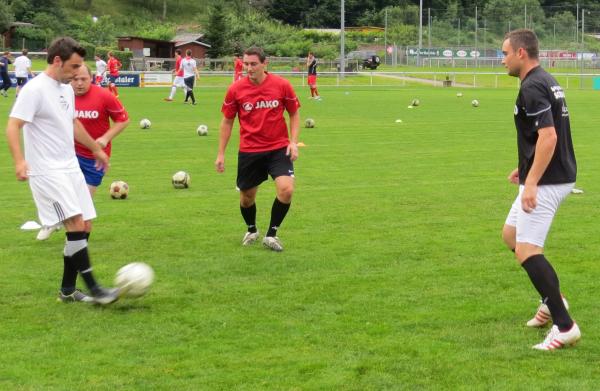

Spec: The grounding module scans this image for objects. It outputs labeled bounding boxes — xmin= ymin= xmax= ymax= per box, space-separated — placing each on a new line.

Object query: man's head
xmin=502 ymin=29 xmax=539 ymax=78
xmin=243 ymin=47 xmax=267 ymax=84
xmin=95 ymin=54 xmax=101 ymax=61
xmin=3 ymin=51 xmax=9 ymax=57
xmin=108 ymin=51 xmax=114 ymax=58
xmin=22 ymin=49 xmax=28 ymax=56
xmin=308 ymin=52 xmax=314 ymax=59
xmin=186 ymin=49 xmax=192 ymax=57
xmin=46 ymin=37 xmax=86 ymax=83
xmin=71 ymin=63 xmax=93 ymax=96
xmin=175 ymin=49 xmax=181 ymax=57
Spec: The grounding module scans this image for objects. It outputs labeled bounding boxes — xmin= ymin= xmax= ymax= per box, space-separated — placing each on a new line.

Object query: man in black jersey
xmin=500 ymin=29 xmax=580 ymax=350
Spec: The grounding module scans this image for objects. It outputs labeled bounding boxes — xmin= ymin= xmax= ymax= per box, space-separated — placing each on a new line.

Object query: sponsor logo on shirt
xmin=561 ymin=105 xmax=569 ymax=117
xmin=59 ymin=95 xmax=70 ymax=112
xmin=76 ymin=110 xmax=100 ymax=119
xmin=242 ymin=100 xmax=280 ymax=111
xmin=550 ymin=85 xmax=565 ymax=99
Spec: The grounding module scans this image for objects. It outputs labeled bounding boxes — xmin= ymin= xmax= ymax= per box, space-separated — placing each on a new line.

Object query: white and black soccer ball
xmin=114 ymin=262 xmax=154 ymax=298
xmin=109 ymin=180 xmax=129 ymax=199
xmin=172 ymin=171 xmax=190 ymax=189
xmin=305 ymin=118 xmax=315 ymax=128
xmin=471 ymin=99 xmax=480 ymax=107
xmin=411 ymin=98 xmax=420 ymax=106
xmin=139 ymin=118 xmax=151 ymax=129
xmin=197 ymin=124 xmax=208 ymax=136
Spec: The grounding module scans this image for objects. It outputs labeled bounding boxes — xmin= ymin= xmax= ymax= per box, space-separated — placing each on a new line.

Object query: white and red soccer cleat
xmin=533 ymin=323 xmax=581 ymax=351
xmin=526 ymin=296 xmax=569 ymax=327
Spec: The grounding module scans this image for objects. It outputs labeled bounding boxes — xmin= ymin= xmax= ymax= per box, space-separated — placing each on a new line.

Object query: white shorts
xmin=173 ymin=76 xmax=185 ymax=88
xmin=505 ymin=183 xmax=574 ymax=247
xmin=29 ymin=171 xmax=96 ymax=226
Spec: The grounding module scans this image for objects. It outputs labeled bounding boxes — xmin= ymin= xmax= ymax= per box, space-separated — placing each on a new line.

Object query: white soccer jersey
xmin=96 ymin=59 xmax=107 ymax=76
xmin=9 ymin=72 xmax=80 ymax=176
xmin=181 ymin=57 xmax=197 ymax=78
xmin=13 ymin=55 xmax=31 ymax=77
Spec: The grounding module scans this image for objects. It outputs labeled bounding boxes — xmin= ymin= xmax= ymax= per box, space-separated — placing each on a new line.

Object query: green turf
xmin=1 ymin=82 xmax=600 ymax=389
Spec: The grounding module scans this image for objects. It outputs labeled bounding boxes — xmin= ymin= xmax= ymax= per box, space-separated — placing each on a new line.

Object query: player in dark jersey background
xmin=216 ymin=46 xmax=301 ymax=252
xmin=501 ymin=29 xmax=580 ymax=350
xmin=306 ymin=52 xmax=321 ymax=100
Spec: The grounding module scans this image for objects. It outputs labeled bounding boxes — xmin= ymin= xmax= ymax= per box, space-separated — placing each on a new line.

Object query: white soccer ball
xmin=109 ymin=180 xmax=129 ymax=199
xmin=172 ymin=171 xmax=190 ymax=189
xmin=114 ymin=262 xmax=154 ymax=298
xmin=471 ymin=99 xmax=479 ymax=107
xmin=411 ymin=98 xmax=420 ymax=106
xmin=456 ymin=92 xmax=463 ymax=97
xmin=197 ymin=124 xmax=208 ymax=136
xmin=305 ymin=118 xmax=315 ymax=128
xmin=139 ymin=118 xmax=151 ymax=129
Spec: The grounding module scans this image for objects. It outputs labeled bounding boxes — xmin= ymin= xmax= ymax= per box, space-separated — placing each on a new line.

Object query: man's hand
xmin=521 ymin=184 xmax=537 ymax=213
xmin=93 ymin=148 xmax=110 ymax=172
xmin=15 ymin=160 xmax=29 ymax=181
xmin=215 ymin=154 xmax=225 ymax=173
xmin=286 ymin=142 xmax=299 ymax=161
xmin=96 ymin=137 xmax=108 ymax=149
xmin=508 ymin=168 xmax=519 ymax=184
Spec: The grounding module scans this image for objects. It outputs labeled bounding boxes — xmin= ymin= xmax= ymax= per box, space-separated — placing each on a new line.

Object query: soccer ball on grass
xmin=411 ymin=98 xmax=420 ymax=106
xmin=197 ymin=124 xmax=208 ymax=136
xmin=305 ymin=118 xmax=315 ymax=128
xmin=139 ymin=119 xmax=151 ymax=129
xmin=172 ymin=171 xmax=190 ymax=189
xmin=471 ymin=99 xmax=480 ymax=107
xmin=109 ymin=180 xmax=129 ymax=199
xmin=114 ymin=262 xmax=154 ymax=298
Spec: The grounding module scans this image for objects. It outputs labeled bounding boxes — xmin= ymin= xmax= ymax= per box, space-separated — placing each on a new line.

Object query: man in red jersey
xmin=165 ymin=49 xmax=185 ymax=101
xmin=233 ymin=54 xmax=243 ymax=82
xmin=216 ymin=47 xmax=300 ymax=252
xmin=106 ymin=51 xmax=121 ymax=97
xmin=72 ymin=64 xmax=129 ymax=197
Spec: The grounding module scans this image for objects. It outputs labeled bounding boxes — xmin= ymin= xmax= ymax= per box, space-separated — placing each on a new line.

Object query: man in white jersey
xmin=6 ymin=37 xmax=120 ymax=305
xmin=13 ymin=49 xmax=33 ymax=97
xmin=94 ymin=54 xmax=107 ymax=85
xmin=181 ymin=49 xmax=199 ymax=105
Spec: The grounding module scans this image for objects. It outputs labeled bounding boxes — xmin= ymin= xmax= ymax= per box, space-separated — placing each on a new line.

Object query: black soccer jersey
xmin=514 ymin=66 xmax=576 ymax=185
xmin=308 ymin=59 xmax=317 ymax=75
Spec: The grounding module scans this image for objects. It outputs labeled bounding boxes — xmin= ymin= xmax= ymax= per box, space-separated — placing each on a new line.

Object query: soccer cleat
xmin=527 ymin=296 xmax=569 ymax=327
xmin=36 ymin=224 xmax=61 ymax=240
xmin=262 ymin=236 xmax=283 ymax=252
xmin=91 ymin=287 xmax=121 ymax=305
xmin=163 ymin=97 xmax=173 ymax=101
xmin=533 ymin=323 xmax=581 ymax=351
xmin=315 ymin=96 xmax=322 ymax=100
xmin=57 ymin=289 xmax=94 ymax=303
xmin=242 ymin=231 xmax=259 ymax=246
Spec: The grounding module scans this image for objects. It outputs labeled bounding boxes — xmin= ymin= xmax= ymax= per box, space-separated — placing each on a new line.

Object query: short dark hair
xmin=244 ymin=46 xmax=266 ymax=63
xmin=186 ymin=49 xmax=192 ymax=56
xmin=175 ymin=49 xmax=181 ymax=55
xmin=46 ymin=37 xmax=86 ymax=64
xmin=22 ymin=49 xmax=28 ymax=56
xmin=505 ymin=29 xmax=539 ymax=60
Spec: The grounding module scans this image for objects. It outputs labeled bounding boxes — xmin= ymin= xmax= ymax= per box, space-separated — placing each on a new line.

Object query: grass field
xmin=1 ymin=81 xmax=600 ymax=389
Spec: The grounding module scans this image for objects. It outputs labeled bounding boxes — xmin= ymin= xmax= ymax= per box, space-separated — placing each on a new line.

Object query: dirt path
xmin=362 ymin=72 xmax=474 ymax=88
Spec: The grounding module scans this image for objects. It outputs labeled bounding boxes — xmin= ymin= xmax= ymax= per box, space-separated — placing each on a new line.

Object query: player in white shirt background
xmin=94 ymin=54 xmax=107 ymax=85
xmin=181 ymin=49 xmax=199 ymax=105
xmin=13 ymin=49 xmax=33 ymax=97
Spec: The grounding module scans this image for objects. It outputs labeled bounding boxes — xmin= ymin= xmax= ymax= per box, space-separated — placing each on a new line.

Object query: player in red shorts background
xmin=233 ymin=54 xmax=243 ymax=82
xmin=306 ymin=52 xmax=321 ymax=100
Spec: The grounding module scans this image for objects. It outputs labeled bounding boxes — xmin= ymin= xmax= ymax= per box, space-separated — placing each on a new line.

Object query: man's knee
xmin=240 ymin=188 xmax=257 ymax=207
xmin=63 ymin=215 xmax=85 ymax=232
xmin=515 ymin=243 xmax=543 ymax=263
xmin=276 ymin=183 xmax=294 ymax=203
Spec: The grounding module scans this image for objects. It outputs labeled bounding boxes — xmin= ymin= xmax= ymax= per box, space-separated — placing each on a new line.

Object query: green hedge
xmin=95 ymin=47 xmax=133 ymax=70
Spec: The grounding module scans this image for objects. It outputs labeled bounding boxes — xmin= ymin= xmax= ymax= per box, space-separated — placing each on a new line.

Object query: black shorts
xmin=16 ymin=77 xmax=28 ymax=86
xmin=237 ymin=147 xmax=294 ymax=190
xmin=184 ymin=76 xmax=195 ymax=90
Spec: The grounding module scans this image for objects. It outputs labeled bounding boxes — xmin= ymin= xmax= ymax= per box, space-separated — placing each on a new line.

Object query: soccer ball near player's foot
xmin=411 ymin=98 xmax=420 ymax=106
xmin=139 ymin=118 xmax=151 ymax=129
xmin=109 ymin=180 xmax=129 ymax=199
xmin=114 ymin=262 xmax=154 ymax=298
xmin=197 ymin=124 xmax=208 ymax=136
xmin=305 ymin=118 xmax=315 ymax=128
xmin=172 ymin=171 xmax=190 ymax=189
xmin=471 ymin=99 xmax=480 ymax=107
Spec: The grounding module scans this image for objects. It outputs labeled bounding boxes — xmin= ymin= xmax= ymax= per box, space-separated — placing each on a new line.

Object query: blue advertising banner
xmin=2 ymin=72 xmax=140 ymax=88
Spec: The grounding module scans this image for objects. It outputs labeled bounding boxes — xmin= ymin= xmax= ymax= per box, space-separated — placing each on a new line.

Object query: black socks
xmin=62 ymin=231 xmax=99 ymax=295
xmin=240 ymin=204 xmax=257 ymax=233
xmin=522 ymin=254 xmax=573 ymax=331
xmin=267 ymin=198 xmax=290 ymax=237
